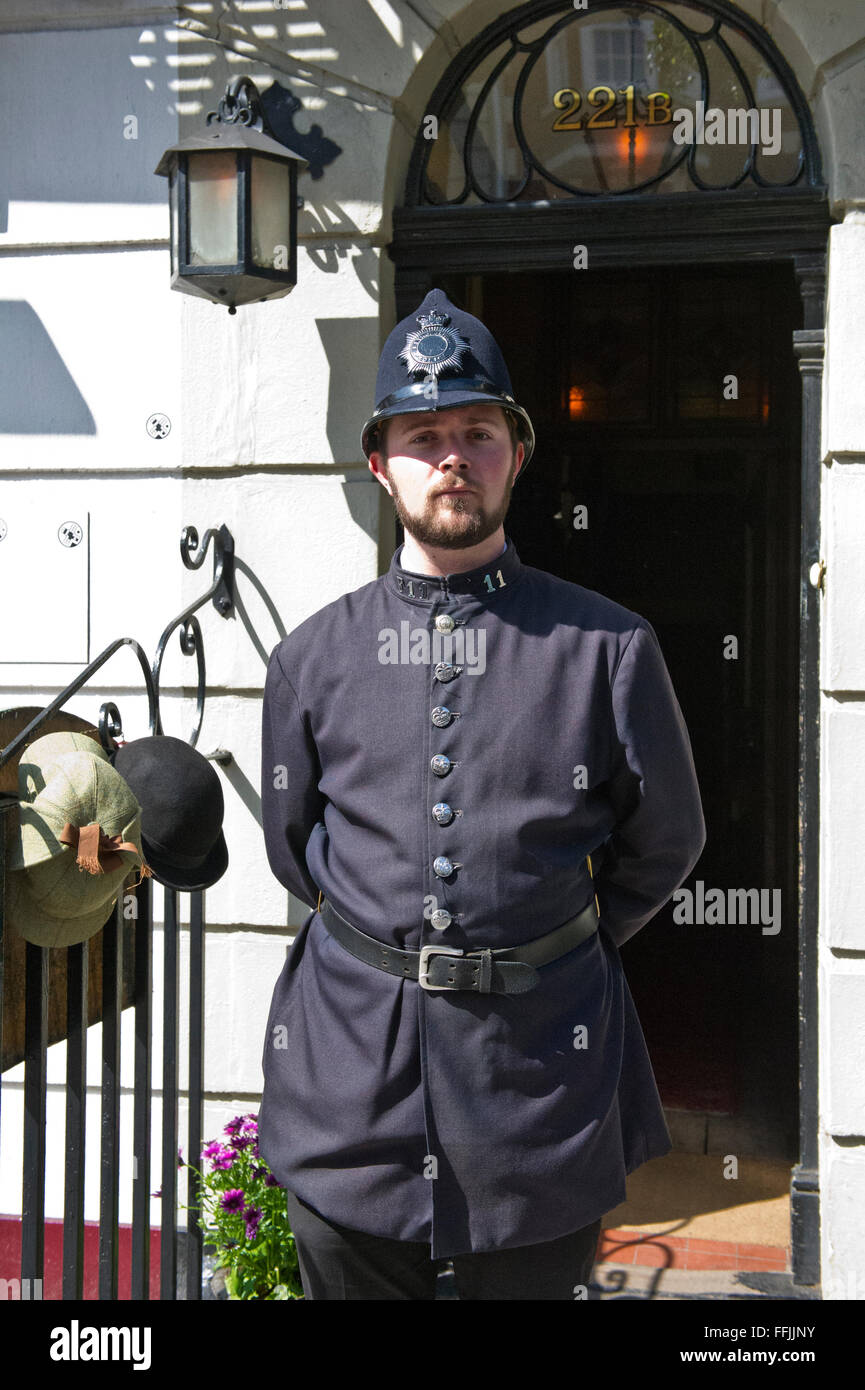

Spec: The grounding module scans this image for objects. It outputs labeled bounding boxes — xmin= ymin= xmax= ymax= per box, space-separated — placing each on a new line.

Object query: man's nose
xmin=438 ymin=440 xmax=470 ymax=468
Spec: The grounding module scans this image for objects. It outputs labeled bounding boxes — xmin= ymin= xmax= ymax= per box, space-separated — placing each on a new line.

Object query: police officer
xmin=259 ymin=289 xmax=706 ymax=1300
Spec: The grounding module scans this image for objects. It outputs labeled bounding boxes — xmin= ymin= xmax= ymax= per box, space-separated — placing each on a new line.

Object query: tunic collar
xmin=386 ymin=534 xmax=523 ymax=605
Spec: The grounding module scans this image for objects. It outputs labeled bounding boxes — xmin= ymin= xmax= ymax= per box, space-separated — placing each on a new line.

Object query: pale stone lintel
xmin=815 ymin=32 xmax=865 ymax=89
xmin=0 ymin=462 xmax=374 ymax=479
xmin=0 ymin=232 xmax=385 ymax=254
xmin=0 ymin=5 xmax=401 ymax=115
xmin=0 ymin=4 xmax=178 ymax=36
xmin=401 ymin=0 xmax=463 ymax=57
xmin=173 ymin=14 xmax=396 ymax=115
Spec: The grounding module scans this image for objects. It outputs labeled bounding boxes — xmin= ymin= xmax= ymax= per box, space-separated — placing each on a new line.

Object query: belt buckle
xmin=418 ymin=943 xmax=464 ymax=990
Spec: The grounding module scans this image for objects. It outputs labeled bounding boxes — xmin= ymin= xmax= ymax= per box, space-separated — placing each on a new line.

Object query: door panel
xmin=441 ymin=265 xmax=801 ymax=1157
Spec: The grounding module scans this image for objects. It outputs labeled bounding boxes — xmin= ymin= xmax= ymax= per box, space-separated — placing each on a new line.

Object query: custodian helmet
xmin=360 ymin=288 xmax=535 ymax=470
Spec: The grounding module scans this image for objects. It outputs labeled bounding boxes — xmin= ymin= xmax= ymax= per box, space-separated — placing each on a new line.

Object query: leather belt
xmin=318 ymin=895 xmax=600 ymax=994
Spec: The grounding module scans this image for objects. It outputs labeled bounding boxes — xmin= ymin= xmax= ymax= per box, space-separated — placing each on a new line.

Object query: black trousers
xmin=285 ymin=1189 xmax=603 ymax=1301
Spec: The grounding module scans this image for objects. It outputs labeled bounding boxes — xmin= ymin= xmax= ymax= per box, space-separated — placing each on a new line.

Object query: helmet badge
xmin=398 ymin=307 xmax=470 ymax=380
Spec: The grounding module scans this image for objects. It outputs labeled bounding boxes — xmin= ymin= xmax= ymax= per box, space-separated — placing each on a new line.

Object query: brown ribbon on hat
xmin=59 ymin=821 xmax=152 ymax=878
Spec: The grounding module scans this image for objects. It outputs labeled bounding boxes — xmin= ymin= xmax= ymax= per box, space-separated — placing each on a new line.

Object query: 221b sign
xmin=552 ymin=85 xmax=673 ymax=130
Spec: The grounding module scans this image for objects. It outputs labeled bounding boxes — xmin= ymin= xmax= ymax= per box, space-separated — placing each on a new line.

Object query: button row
xmin=429 ymin=623 xmax=462 ymax=928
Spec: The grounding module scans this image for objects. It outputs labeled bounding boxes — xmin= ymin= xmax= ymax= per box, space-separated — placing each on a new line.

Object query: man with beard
xmin=259 ymin=289 xmax=706 ymax=1300
xmin=370 ymin=404 xmax=522 ymax=558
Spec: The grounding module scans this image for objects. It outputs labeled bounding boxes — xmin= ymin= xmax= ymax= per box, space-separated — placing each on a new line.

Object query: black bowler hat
xmin=360 ymin=288 xmax=535 ymax=469
xmin=111 ymin=736 xmax=228 ymax=892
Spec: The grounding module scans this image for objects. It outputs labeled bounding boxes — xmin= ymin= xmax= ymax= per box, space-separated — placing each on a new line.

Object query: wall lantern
xmin=154 ymin=76 xmax=307 ymax=314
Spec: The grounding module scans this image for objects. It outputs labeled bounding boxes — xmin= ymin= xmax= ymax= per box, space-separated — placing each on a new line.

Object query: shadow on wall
xmin=0 ymin=302 xmax=95 ymax=433
xmin=0 ymin=26 xmax=174 ymax=232
xmin=260 ymin=80 xmax=342 ymax=180
xmin=0 ymin=23 xmax=348 ymax=233
xmin=232 ymin=556 xmax=289 ymax=664
xmin=316 ymin=315 xmax=380 ymax=471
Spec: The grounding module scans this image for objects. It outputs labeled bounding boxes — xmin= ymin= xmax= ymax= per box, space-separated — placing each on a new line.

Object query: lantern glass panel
xmin=251 ymin=156 xmax=291 ymax=269
xmin=187 ymin=151 xmax=238 ymax=265
xmin=169 ymin=172 xmax=178 ymax=276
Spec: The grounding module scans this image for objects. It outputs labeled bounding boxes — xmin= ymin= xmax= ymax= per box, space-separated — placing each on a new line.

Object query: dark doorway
xmin=435 ymin=263 xmax=802 ymax=1160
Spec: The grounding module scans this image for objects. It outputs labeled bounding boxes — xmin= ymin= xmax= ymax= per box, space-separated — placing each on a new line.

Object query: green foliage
xmin=186 ymin=1113 xmax=304 ymax=1300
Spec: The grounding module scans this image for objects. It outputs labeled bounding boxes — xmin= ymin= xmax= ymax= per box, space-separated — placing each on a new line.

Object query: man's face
xmin=368 ymin=405 xmax=525 ymax=550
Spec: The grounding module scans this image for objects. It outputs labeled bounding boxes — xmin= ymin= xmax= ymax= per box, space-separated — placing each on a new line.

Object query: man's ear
xmin=368 ymin=453 xmax=392 ymax=495
xmin=512 ymin=440 xmax=526 ymax=481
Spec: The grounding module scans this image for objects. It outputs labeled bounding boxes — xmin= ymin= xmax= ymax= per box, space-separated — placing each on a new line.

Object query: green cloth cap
xmin=6 ymin=733 xmax=144 ymax=948
xmin=12 ymin=731 xmax=109 ymax=862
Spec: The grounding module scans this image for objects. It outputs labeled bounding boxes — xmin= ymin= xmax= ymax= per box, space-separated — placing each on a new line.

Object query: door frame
xmin=390 ymin=187 xmax=829 ymax=1285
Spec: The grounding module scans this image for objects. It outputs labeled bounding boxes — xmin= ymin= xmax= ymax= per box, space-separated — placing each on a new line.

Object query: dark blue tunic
xmin=258 ymin=536 xmax=706 ymax=1259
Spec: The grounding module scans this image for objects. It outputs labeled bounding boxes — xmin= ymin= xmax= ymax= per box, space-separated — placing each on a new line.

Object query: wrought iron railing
xmin=0 ymin=524 xmax=234 ymax=1299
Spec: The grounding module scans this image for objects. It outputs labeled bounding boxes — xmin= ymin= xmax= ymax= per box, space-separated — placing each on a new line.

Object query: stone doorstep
xmin=599 ymin=1227 xmax=788 ymax=1271
xmin=434 ymin=1263 xmax=820 ymax=1301
xmin=590 ymin=1263 xmax=821 ymax=1301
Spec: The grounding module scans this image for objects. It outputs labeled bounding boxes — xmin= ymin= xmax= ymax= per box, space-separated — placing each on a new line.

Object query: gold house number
xmin=552 ymin=85 xmax=673 ymax=130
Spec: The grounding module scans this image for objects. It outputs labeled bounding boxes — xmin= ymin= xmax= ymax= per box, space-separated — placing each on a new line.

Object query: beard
xmin=385 ymin=453 xmax=519 ymax=550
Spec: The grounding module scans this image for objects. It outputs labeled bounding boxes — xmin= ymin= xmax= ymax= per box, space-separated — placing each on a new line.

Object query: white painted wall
xmin=818 ymin=210 xmax=865 ymax=1300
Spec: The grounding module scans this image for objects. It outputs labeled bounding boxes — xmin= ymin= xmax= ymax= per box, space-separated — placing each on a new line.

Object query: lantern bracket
xmin=206 ymin=76 xmax=266 ymax=133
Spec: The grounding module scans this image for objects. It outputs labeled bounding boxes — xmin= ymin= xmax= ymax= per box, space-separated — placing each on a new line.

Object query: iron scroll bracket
xmin=150 ymin=524 xmax=235 ymax=747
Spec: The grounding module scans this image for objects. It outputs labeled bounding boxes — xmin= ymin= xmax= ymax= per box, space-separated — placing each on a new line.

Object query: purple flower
xmin=227 ymin=1133 xmax=254 ymax=1151
xmin=178 ymin=1148 xmax=185 ymax=1168
xmin=251 ymin=1164 xmax=269 ymax=1181
xmin=243 ymin=1204 xmax=262 ymax=1240
xmin=264 ymin=1172 xmax=282 ymax=1189
xmin=211 ymin=1147 xmax=235 ymax=1171
xmin=220 ymin=1189 xmax=246 ymax=1214
xmin=224 ymin=1117 xmax=244 ymax=1137
xmin=241 ymin=1115 xmax=258 ymax=1135
xmin=201 ymin=1141 xmax=223 ymax=1161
